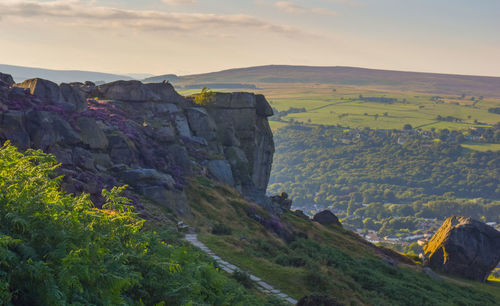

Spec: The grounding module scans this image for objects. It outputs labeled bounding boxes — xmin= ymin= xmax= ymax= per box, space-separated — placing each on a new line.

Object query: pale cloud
xmin=324 ymin=0 xmax=364 ymax=7
xmin=162 ymin=0 xmax=197 ymax=5
xmin=0 ymin=0 xmax=301 ymax=35
xmin=275 ymin=1 xmax=337 ymax=16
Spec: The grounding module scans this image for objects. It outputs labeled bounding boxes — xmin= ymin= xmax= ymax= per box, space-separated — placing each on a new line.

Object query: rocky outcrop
xmin=424 ymin=216 xmax=500 ymax=281
xmin=0 ymin=73 xmax=14 ymax=87
xmin=14 ymin=78 xmax=61 ymax=102
xmin=13 ymin=78 xmax=93 ymax=112
xmin=270 ymin=192 xmax=293 ymax=213
xmin=313 ymin=210 xmax=342 ymax=227
xmin=0 ymin=72 xmax=275 ymax=216
xmin=200 ymin=92 xmax=274 ymax=202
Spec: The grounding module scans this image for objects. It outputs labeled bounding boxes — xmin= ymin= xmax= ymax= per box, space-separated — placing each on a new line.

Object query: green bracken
xmin=0 ymin=141 xmax=279 ymax=305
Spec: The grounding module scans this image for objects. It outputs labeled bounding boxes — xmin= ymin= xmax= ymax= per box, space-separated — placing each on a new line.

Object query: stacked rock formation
xmin=0 ymin=73 xmax=275 ymax=215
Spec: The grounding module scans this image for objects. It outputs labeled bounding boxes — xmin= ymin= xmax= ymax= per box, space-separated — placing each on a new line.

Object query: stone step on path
xmin=184 ymin=234 xmax=298 ymax=305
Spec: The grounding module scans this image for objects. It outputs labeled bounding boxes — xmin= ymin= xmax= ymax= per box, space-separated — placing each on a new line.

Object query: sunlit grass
xmin=461 ymin=142 xmax=500 ymax=152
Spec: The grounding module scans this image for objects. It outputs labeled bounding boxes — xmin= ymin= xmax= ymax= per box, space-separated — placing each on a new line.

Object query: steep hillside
xmin=177 ymin=177 xmax=500 ymax=305
xmin=146 ymin=65 xmax=500 ymax=97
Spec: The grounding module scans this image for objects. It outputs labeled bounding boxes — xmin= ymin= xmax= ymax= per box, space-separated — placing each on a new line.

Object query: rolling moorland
xmin=0 ymin=64 xmax=148 ymax=84
xmin=148 ymin=65 xmax=500 ymax=98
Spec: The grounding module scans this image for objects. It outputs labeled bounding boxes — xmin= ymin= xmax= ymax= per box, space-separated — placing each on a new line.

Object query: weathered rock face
xmin=424 ymin=216 xmax=500 ymax=281
xmin=201 ymin=92 xmax=274 ymax=202
xmin=0 ymin=72 xmax=275 ymax=215
xmin=13 ymin=78 xmax=92 ymax=112
xmin=313 ymin=210 xmax=342 ymax=227
xmin=0 ymin=73 xmax=14 ymax=87
xmin=14 ymin=78 xmax=62 ymax=102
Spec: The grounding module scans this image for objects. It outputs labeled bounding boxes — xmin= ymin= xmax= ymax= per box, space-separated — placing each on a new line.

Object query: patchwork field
xmin=180 ymin=83 xmax=500 ymax=153
xmin=261 ymin=84 xmax=499 ymax=130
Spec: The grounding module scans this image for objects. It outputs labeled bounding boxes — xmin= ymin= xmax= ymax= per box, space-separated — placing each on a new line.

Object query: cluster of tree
xmin=272 ymin=107 xmax=307 ymax=121
xmin=268 ymin=125 xmax=500 ymax=229
xmin=184 ymin=83 xmax=256 ymax=89
xmin=358 ymin=96 xmax=398 ymax=104
xmin=0 ymin=142 xmax=276 ymax=305
xmin=436 ymin=115 xmax=463 ymax=122
xmin=488 ymin=107 xmax=500 ymax=114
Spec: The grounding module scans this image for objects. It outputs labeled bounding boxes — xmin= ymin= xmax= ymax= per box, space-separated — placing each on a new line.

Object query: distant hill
xmin=0 ymin=64 xmax=133 ymax=84
xmin=147 ymin=65 xmax=500 ymax=97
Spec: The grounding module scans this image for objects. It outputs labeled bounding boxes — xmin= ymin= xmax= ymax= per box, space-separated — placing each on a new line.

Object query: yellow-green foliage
xmin=194 ymin=87 xmax=215 ymax=105
xmin=0 ymin=142 xmax=278 ymax=305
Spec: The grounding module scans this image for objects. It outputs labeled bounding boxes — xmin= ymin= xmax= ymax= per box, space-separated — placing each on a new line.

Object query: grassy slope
xmin=173 ymin=177 xmax=500 ymax=305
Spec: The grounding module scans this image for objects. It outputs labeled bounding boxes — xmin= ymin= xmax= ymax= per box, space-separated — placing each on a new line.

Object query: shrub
xmin=232 ymin=270 xmax=253 ymax=288
xmin=274 ymin=254 xmax=307 ymax=267
xmin=211 ymin=223 xmax=232 ymax=235
xmin=194 ymin=87 xmax=215 ymax=105
xmin=304 ymin=270 xmax=330 ymax=291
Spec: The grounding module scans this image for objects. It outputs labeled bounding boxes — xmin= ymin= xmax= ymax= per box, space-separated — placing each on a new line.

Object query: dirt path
xmin=184 ymin=234 xmax=297 ymax=305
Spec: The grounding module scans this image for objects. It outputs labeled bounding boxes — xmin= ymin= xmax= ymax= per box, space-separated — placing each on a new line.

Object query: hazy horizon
xmin=1 ymin=0 xmax=499 ymax=77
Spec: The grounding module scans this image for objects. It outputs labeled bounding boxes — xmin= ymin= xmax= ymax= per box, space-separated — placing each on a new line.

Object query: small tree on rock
xmin=194 ymin=87 xmax=215 ymax=105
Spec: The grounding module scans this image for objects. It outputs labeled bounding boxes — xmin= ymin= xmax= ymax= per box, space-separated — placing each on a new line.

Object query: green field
xmin=462 ymin=142 xmax=500 ymax=152
xmin=264 ymin=84 xmax=499 ymax=130
xmin=181 ymin=83 xmax=500 ymax=131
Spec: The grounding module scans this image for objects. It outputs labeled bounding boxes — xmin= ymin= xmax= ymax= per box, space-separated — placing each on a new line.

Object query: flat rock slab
xmin=250 ymin=275 xmax=261 ymax=282
xmin=257 ymin=281 xmax=274 ymax=291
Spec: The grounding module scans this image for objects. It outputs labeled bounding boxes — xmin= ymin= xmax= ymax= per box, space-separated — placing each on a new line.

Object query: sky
xmin=0 ymin=0 xmax=499 ymax=77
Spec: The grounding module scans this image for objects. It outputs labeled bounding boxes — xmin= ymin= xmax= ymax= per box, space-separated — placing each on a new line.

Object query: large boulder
xmin=14 ymin=78 xmax=61 ymax=102
xmin=313 ymin=210 xmax=342 ymax=227
xmin=75 ymin=117 xmax=108 ymax=149
xmin=0 ymin=111 xmax=30 ymax=149
xmin=206 ymin=160 xmax=235 ymax=186
xmin=98 ymin=80 xmax=156 ymax=101
xmin=155 ymin=125 xmax=176 ymax=143
xmin=60 ymin=83 xmax=88 ymax=112
xmin=140 ymin=186 xmax=190 ymax=216
xmin=424 ymin=216 xmax=500 ymax=281
xmin=26 ymin=111 xmax=81 ymax=149
xmin=119 ymin=168 xmax=175 ymax=189
xmin=108 ymin=133 xmax=137 ymax=166
xmin=270 ymin=192 xmax=293 ymax=211
xmin=0 ymin=73 xmax=14 ymax=87
xmin=145 ymin=82 xmax=185 ymax=104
